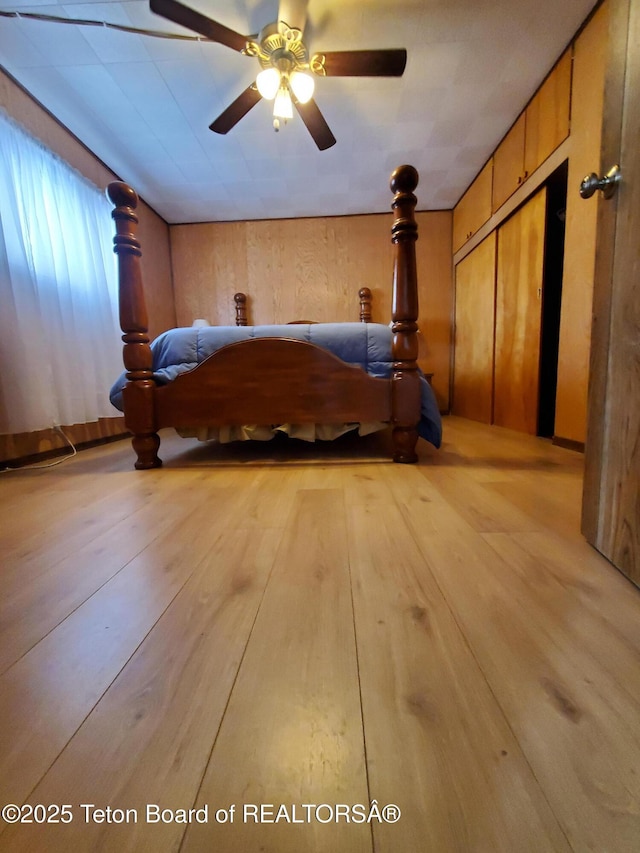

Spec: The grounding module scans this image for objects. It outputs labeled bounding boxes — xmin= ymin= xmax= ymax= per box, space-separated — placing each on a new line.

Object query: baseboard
xmin=552 ymin=436 xmax=585 ymax=453
xmin=0 ymin=416 xmax=126 ymax=465
xmin=0 ymin=431 xmax=129 ymax=469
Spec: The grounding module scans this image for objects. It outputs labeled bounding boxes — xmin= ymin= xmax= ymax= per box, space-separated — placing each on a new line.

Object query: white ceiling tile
xmin=64 ymin=2 xmax=153 ymax=62
xmin=2 ymin=11 xmax=101 ymax=65
xmin=0 ymin=0 xmax=61 ymax=6
xmin=105 ymin=60 xmax=187 ymax=128
xmin=0 ymin=18 xmax=47 ymax=66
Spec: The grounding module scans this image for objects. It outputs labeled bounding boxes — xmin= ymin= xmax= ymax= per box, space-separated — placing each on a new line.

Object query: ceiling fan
xmin=149 ymin=0 xmax=407 ymax=150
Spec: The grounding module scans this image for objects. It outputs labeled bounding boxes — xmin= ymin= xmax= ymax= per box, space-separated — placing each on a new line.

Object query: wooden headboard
xmin=233 ymin=287 xmax=373 ymax=326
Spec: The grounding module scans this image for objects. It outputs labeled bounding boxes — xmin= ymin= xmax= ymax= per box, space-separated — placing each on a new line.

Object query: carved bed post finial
xmin=107 ymin=181 xmax=161 ymax=469
xmin=389 ymin=165 xmax=420 ymax=463
xmin=234 ymin=292 xmax=248 ymax=326
xmin=358 ymin=287 xmax=372 ymax=323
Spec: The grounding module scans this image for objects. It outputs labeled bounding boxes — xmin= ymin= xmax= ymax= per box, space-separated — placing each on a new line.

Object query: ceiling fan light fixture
xmin=273 ymin=83 xmax=293 ymax=121
xmin=256 ymin=67 xmax=281 ymax=100
xmin=289 ymin=70 xmax=314 ymax=104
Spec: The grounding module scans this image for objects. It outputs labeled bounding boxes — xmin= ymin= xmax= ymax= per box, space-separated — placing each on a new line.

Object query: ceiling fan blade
xmin=149 ymin=0 xmax=248 ymax=52
xmin=294 ymin=99 xmax=336 ymax=150
xmin=210 ymin=86 xmax=262 ymax=134
xmin=313 ymin=49 xmax=407 ymax=77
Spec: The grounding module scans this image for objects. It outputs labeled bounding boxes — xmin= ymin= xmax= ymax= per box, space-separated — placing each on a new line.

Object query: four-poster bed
xmin=108 ymin=165 xmax=441 ymax=469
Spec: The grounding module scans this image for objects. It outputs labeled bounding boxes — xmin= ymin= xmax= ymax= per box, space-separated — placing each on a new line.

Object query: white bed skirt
xmin=176 ymin=422 xmax=387 ymax=444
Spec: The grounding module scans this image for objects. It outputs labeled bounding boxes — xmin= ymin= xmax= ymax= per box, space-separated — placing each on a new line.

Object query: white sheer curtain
xmin=0 ymin=111 xmax=122 ymax=435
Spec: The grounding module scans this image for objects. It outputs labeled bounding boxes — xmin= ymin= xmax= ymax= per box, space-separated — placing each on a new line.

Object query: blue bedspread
xmin=109 ymin=323 xmax=442 ymax=448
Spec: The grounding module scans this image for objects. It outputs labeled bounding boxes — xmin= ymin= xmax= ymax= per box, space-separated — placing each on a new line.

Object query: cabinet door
xmin=452 ymin=233 xmax=497 ymax=423
xmin=492 ymin=113 xmax=527 ymax=212
xmin=494 ymin=188 xmax=547 ymax=434
xmin=452 ymin=160 xmax=493 ymax=252
xmin=524 ymin=49 xmax=572 ymax=176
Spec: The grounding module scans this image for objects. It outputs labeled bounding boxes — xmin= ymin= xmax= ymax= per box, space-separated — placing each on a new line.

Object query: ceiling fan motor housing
xmin=247 ymin=21 xmax=309 ymax=73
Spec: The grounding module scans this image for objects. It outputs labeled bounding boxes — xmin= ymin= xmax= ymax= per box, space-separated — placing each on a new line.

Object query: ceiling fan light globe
xmin=273 ymin=85 xmax=294 ymax=120
xmin=256 ymin=67 xmax=281 ymax=100
xmin=290 ymin=70 xmax=314 ymax=104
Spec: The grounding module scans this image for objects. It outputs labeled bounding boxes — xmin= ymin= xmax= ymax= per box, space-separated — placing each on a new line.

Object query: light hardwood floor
xmin=0 ymin=416 xmax=639 ymax=852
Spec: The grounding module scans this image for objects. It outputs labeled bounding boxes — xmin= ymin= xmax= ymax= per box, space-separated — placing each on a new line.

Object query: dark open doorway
xmin=538 ymin=160 xmax=568 ymax=437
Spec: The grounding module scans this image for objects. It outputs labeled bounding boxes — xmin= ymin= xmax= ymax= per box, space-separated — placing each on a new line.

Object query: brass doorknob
xmin=579 ymin=164 xmax=621 ymax=199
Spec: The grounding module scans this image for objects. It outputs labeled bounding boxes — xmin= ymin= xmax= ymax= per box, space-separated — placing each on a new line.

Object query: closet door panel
xmin=452 ymin=233 xmax=497 ymax=423
xmin=494 ymin=188 xmax=547 ymax=434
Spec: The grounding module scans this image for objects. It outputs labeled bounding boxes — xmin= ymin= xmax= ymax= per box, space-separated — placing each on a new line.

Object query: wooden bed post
xmin=358 ymin=287 xmax=372 ymax=322
xmin=234 ymin=292 xmax=248 ymax=326
xmin=390 ymin=165 xmax=420 ymax=463
xmin=107 ymin=182 xmax=161 ymax=469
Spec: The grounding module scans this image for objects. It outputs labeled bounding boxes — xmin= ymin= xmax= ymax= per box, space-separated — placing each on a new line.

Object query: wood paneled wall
xmin=170 ymin=210 xmax=452 ymax=411
xmin=0 ymin=69 xmax=176 ymax=463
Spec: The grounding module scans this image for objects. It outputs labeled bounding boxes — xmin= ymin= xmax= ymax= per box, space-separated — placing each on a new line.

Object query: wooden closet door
xmin=582 ymin=0 xmax=640 ymax=584
xmin=452 ymin=233 xmax=496 ymax=423
xmin=494 ymin=187 xmax=547 ymax=434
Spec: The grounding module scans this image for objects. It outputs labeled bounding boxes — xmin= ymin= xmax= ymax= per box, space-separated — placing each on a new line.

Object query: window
xmin=0 ymin=111 xmax=122 ymax=434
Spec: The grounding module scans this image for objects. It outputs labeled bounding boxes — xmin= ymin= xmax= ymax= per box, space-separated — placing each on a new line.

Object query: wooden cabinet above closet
xmin=491 ymin=49 xmax=572 ymax=214
xmin=492 ymin=113 xmax=527 ymax=212
xmin=525 ymin=48 xmax=572 ymax=176
xmin=452 ymin=160 xmax=493 ymax=253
